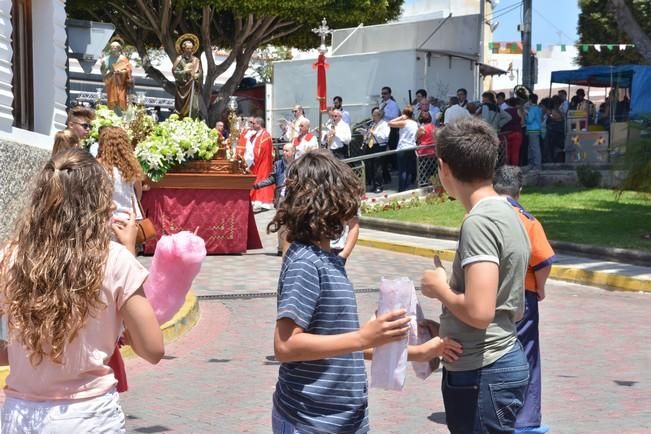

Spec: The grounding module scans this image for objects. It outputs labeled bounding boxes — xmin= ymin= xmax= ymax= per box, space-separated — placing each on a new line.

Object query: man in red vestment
xmin=249 ymin=117 xmax=275 ymax=211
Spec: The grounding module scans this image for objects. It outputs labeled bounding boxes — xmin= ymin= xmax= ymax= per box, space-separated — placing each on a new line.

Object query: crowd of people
xmin=0 ymin=83 xmax=565 ymax=433
xmin=273 ymin=84 xmax=629 ymax=195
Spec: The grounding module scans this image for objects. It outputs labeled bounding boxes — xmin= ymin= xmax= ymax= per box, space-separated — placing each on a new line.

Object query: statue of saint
xmin=173 ymin=34 xmax=203 ymax=119
xmin=100 ymin=39 xmax=133 ymax=114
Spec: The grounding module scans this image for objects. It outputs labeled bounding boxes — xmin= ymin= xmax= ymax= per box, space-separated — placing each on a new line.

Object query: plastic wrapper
xmin=370 ymin=277 xmax=414 ymax=390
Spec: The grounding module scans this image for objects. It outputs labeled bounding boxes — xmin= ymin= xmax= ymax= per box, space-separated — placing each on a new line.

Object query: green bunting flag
xmin=488 ymin=42 xmax=634 ymax=53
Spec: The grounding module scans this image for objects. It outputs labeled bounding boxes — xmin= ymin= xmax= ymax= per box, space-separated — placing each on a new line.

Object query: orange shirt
xmin=507 ymin=197 xmax=556 ymax=292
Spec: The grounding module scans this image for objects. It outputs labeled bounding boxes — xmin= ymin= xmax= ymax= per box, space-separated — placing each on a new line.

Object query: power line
xmin=533 ymin=7 xmax=575 ymax=43
xmin=486 ymin=1 xmax=523 ymax=20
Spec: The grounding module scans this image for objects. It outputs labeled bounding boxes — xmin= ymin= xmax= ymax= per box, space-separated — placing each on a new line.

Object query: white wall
xmin=32 ymin=0 xmax=67 ymax=135
xmin=489 ymin=45 xmax=580 ymax=94
xmin=0 ymin=0 xmax=14 ymax=132
xmin=271 ymin=49 xmax=476 ymax=137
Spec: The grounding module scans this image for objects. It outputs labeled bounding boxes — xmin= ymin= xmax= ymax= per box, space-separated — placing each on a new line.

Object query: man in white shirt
xmin=558 ymin=89 xmax=570 ymax=114
xmin=363 ymin=108 xmax=391 ymax=193
xmin=281 ymin=104 xmax=306 ymax=142
xmin=380 ymin=86 xmax=401 ymax=151
xmin=333 ymin=96 xmax=352 ymax=125
xmin=497 ymin=92 xmax=509 ymax=111
xmin=242 ymin=117 xmax=257 ymax=168
xmin=325 ymin=109 xmax=351 ymax=159
xmin=293 ymin=118 xmax=319 ymax=158
xmin=413 ymin=89 xmax=440 ymax=123
xmin=444 ymin=96 xmax=471 ymax=125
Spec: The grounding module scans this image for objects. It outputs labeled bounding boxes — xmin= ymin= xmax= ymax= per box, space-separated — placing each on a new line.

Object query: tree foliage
xmin=577 ymin=0 xmax=651 ymax=65
xmin=66 ymin=0 xmax=403 ymax=122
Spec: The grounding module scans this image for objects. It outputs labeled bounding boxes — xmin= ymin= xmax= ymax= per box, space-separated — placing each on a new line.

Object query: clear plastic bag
xmin=370 ymin=277 xmax=414 ymax=391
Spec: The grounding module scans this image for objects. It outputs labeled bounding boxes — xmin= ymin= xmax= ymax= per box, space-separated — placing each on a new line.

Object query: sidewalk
xmin=358 ymin=227 xmax=651 ymax=293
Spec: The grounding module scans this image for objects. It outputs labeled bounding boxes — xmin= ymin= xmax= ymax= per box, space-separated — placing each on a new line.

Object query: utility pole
xmin=478 ymin=0 xmax=486 ymax=99
xmin=522 ymin=0 xmax=534 ymax=91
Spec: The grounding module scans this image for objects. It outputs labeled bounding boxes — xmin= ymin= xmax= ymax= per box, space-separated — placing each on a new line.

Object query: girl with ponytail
xmin=0 ymin=148 xmax=163 ymax=433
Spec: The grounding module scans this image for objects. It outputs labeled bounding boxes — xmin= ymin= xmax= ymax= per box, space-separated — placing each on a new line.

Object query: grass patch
xmin=368 ymin=187 xmax=651 ymax=251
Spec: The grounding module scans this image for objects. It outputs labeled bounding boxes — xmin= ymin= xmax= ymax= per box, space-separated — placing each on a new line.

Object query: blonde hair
xmin=98 ymin=127 xmax=143 ymax=182
xmin=0 ymin=149 xmax=113 ymax=365
xmin=51 ymin=129 xmax=80 ymax=157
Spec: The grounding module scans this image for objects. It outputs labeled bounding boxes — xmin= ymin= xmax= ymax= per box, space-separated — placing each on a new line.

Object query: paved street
xmin=125 ymin=212 xmax=651 ymax=433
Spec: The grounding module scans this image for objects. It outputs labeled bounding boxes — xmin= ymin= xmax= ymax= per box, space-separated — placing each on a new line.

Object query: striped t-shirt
xmin=273 ymin=242 xmax=369 ymax=434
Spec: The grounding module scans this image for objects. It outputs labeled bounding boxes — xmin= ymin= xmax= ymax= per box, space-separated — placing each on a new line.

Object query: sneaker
xmin=374 ymin=187 xmax=383 ymax=194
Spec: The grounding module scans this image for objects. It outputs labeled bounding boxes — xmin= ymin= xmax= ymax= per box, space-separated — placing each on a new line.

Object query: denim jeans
xmin=516 ymin=291 xmax=542 ymax=428
xmin=442 ymin=341 xmax=529 ymax=434
xmin=272 ymin=406 xmax=306 ymax=434
xmin=527 ymin=133 xmax=542 ymax=169
xmin=397 ymin=151 xmax=413 ymax=192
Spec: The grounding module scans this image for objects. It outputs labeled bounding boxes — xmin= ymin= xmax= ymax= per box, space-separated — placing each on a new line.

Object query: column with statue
xmin=173 ymin=34 xmax=203 ymax=119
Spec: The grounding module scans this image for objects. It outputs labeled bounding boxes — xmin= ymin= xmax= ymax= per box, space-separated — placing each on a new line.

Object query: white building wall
xmin=32 ymin=0 xmax=68 ymax=135
xmin=489 ymin=45 xmax=580 ymax=94
xmin=0 ymin=0 xmax=14 ymax=132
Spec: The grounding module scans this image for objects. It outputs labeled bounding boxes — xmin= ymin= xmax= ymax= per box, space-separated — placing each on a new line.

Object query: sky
xmin=401 ymin=0 xmax=581 ymax=45
xmin=490 ymin=0 xmax=580 ymax=44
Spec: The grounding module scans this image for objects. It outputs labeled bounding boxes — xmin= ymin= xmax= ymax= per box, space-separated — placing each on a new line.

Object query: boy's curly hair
xmin=268 ymin=149 xmax=363 ymax=244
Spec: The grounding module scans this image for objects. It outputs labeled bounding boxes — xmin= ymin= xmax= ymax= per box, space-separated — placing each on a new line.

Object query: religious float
xmin=86 ymin=96 xmax=261 ymax=255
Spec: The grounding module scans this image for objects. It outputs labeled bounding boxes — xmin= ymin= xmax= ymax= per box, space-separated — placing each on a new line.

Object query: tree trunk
xmin=608 ymin=0 xmax=651 ymax=63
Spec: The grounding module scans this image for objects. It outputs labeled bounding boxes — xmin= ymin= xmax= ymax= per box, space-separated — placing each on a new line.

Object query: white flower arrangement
xmin=135 ymin=114 xmax=219 ymax=182
xmin=82 ymin=105 xmax=129 ymax=149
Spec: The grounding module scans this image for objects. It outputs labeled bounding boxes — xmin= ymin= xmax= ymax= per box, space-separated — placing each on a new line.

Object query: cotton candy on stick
xmin=143 ymin=231 xmax=206 ymax=324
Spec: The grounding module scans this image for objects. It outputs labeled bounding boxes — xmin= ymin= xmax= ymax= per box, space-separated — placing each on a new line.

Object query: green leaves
xmin=577 ymin=0 xmax=649 ymax=66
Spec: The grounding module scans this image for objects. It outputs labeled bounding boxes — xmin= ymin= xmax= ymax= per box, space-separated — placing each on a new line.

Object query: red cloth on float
xmin=141 ymin=189 xmax=262 ymax=254
xmin=313 ymin=54 xmax=329 ymax=111
xmin=249 ymin=129 xmax=275 ymax=204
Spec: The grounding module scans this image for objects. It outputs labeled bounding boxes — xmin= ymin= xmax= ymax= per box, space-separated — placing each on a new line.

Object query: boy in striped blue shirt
xmin=268 ymin=150 xmax=462 ymax=433
xmin=268 ymin=150 xmax=410 ymax=433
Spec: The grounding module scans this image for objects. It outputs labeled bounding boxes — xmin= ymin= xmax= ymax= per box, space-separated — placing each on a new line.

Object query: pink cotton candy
xmin=143 ymin=231 xmax=206 ymax=324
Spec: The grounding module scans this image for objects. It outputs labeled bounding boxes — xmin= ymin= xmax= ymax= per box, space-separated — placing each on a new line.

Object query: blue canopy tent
xmin=551 ymin=65 xmax=651 ymax=117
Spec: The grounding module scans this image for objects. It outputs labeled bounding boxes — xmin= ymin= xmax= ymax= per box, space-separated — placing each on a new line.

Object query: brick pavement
xmin=123 ymin=210 xmax=651 ymax=433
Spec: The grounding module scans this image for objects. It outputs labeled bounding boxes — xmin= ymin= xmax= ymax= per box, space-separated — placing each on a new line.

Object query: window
xmin=11 ymin=0 xmax=34 ymax=130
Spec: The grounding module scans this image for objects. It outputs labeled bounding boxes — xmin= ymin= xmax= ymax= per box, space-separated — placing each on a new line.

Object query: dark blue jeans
xmin=397 ymin=151 xmax=414 ymax=192
xmin=516 ymin=291 xmax=542 ymax=428
xmin=442 ymin=341 xmax=529 ymax=434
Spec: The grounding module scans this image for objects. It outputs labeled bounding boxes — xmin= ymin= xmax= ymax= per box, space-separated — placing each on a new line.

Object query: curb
xmin=357 ymin=238 xmax=651 ymax=293
xmin=0 ymin=290 xmax=200 ymax=387
xmin=360 ymin=216 xmax=651 ymax=267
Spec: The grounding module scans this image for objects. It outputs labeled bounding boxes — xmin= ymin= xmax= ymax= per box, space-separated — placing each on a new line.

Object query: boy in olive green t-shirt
xmin=421 ymin=117 xmax=531 ymax=434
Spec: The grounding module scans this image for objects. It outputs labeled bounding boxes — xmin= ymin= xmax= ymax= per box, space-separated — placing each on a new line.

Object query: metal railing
xmin=273 ymin=137 xmax=439 ymax=189
xmin=341 ymin=144 xmax=439 ymax=189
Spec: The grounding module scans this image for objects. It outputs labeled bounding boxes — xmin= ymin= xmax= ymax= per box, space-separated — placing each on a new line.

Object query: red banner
xmin=313 ymin=53 xmax=329 ymax=111
xmin=141 ymin=188 xmax=262 ymax=254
